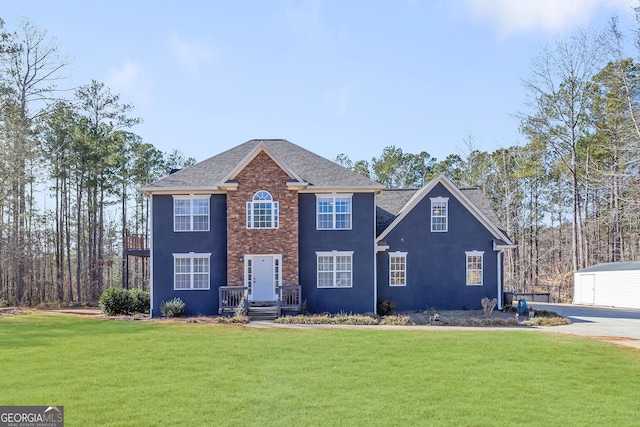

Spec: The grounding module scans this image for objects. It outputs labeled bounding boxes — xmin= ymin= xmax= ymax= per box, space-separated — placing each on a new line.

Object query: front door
xmin=249 ymin=255 xmax=276 ymax=301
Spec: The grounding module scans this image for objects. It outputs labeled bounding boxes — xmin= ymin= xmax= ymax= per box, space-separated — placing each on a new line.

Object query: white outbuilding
xmin=573 ymin=262 xmax=640 ymax=309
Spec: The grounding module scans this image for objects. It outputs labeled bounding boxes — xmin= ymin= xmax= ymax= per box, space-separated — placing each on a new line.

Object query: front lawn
xmin=1 ymin=312 xmax=639 ymax=426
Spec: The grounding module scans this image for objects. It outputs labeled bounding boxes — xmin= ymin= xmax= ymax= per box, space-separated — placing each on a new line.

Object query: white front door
xmin=248 ymin=255 xmax=277 ymax=301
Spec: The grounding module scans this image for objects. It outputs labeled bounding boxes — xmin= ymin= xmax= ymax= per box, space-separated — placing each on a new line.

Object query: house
xmin=139 ymin=139 xmax=515 ymax=317
xmin=574 ymin=262 xmax=640 ymax=309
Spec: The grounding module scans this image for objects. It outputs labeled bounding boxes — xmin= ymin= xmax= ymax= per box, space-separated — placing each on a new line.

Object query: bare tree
xmin=521 ymin=30 xmax=605 ymax=272
xmin=0 ymin=18 xmax=68 ymax=303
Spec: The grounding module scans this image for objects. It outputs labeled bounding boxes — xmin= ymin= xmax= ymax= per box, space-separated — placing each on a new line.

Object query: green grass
xmin=1 ymin=312 xmax=639 ymax=426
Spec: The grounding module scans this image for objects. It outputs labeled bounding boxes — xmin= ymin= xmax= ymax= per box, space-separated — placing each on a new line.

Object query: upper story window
xmin=466 ymin=250 xmax=484 ymax=286
xmin=247 ymin=190 xmax=279 ymax=229
xmin=173 ymin=195 xmax=210 ymax=232
xmin=430 ymin=197 xmax=448 ymax=232
xmin=317 ymin=194 xmax=352 ymax=230
xmin=389 ymin=252 xmax=407 ymax=286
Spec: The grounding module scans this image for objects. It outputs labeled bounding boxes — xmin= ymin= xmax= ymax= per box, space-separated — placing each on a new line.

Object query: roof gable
xmin=139 ymin=139 xmax=384 ymax=194
xmin=222 ymin=141 xmax=304 ymax=183
xmin=376 ymin=174 xmax=513 ymax=246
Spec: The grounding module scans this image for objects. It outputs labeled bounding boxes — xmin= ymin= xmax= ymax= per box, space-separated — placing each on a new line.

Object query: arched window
xmin=247 ymin=190 xmax=279 ymax=229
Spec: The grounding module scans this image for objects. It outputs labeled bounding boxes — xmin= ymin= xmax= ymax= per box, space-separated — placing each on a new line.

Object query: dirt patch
xmin=587 ymin=336 xmax=640 ymax=350
xmin=0 ymin=307 xmax=29 ymax=316
xmin=406 ymin=309 xmax=521 ymax=325
xmin=46 ymin=308 xmax=103 ymax=316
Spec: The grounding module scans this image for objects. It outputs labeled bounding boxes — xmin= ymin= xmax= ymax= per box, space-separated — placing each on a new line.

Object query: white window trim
xmin=246 ymin=190 xmax=279 ymax=229
xmin=389 ymin=251 xmax=407 ymax=287
xmin=173 ymin=252 xmax=211 ymax=290
xmin=173 ymin=195 xmax=210 ymax=232
xmin=316 ymin=194 xmax=353 ymax=230
xmin=430 ymin=197 xmax=448 ymax=233
xmin=465 ymin=250 xmax=484 ymax=286
xmin=315 ymin=250 xmax=354 ymax=288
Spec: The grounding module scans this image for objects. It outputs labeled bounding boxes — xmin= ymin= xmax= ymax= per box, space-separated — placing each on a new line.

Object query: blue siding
xmin=377 ymin=183 xmax=499 ymax=311
xmin=298 ymin=192 xmax=376 ymax=314
xmin=151 ymin=194 xmax=227 ymax=317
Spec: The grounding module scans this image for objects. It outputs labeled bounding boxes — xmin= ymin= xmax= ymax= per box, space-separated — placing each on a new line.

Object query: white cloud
xmin=170 ymin=33 xmax=213 ymax=76
xmin=105 ymin=60 xmax=152 ymax=109
xmin=464 ymin=0 xmax=638 ymax=34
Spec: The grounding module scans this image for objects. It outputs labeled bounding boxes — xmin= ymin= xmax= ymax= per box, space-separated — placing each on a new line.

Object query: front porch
xmin=219 ymin=285 xmax=302 ymax=320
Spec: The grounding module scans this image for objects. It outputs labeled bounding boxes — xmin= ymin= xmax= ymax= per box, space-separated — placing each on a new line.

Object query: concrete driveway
xmin=530 ymin=302 xmax=640 ymax=349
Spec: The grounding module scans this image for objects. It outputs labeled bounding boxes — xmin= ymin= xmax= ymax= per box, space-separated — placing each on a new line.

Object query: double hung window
xmin=465 ymin=251 xmax=483 ymax=286
xmin=316 ymin=251 xmax=353 ymax=288
xmin=389 ymin=252 xmax=407 ymax=286
xmin=173 ymin=253 xmax=211 ymax=290
xmin=173 ymin=195 xmax=209 ymax=231
xmin=317 ymin=194 xmax=352 ymax=230
xmin=430 ymin=197 xmax=448 ymax=232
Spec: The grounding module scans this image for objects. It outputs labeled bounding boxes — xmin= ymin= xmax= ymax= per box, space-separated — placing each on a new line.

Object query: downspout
xmin=497 ymin=250 xmax=503 ymax=310
xmin=373 ymin=196 xmax=378 ymax=314
xmin=149 ymin=195 xmax=154 ymax=318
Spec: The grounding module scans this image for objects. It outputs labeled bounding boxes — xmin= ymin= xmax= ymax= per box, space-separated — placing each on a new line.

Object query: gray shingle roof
xmin=376 ymin=189 xmax=418 ymax=235
xmin=578 ymin=261 xmax=640 ymax=273
xmin=459 ymin=188 xmax=504 ymax=230
xmin=375 ymin=186 xmax=505 ymax=237
xmin=140 ymin=139 xmax=384 ymax=192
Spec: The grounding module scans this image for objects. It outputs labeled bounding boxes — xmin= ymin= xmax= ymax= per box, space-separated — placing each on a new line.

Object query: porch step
xmin=248 ymin=306 xmax=278 ymax=321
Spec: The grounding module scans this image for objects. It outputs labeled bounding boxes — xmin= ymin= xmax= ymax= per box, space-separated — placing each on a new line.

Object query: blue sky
xmin=3 ymin=0 xmax=640 ymax=164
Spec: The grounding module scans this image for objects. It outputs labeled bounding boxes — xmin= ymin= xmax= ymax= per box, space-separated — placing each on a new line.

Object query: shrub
xmin=380 ymin=315 xmax=414 ymax=326
xmin=215 ymin=315 xmax=249 ymax=324
xmin=98 ymin=288 xmax=150 ymax=315
xmin=376 ymin=299 xmax=396 ymax=316
xmin=160 ymin=297 xmax=186 ymax=318
xmin=99 ymin=287 xmax=133 ymax=315
xmin=522 ymin=316 xmax=572 ymax=326
xmin=273 ymin=313 xmax=379 ymax=325
xmin=481 ymin=297 xmax=497 ymax=318
xmin=129 ymin=289 xmax=150 ymax=314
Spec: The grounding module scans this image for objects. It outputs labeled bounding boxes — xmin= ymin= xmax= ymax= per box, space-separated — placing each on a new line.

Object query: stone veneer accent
xmin=226 ymin=150 xmax=299 ymax=287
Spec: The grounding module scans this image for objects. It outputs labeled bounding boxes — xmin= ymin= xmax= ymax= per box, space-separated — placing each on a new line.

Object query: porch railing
xmin=218 ymin=285 xmax=302 ymax=317
xmin=277 ymin=285 xmax=302 ymax=317
xmin=125 ymin=230 xmax=149 ymax=251
xmin=219 ymin=286 xmax=248 ymax=315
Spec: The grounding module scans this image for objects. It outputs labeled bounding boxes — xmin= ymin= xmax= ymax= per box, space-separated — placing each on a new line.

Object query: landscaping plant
xmin=160 ymin=297 xmax=186 ymax=317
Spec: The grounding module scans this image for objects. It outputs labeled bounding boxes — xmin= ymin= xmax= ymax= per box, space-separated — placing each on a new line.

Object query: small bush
xmin=99 ymin=287 xmax=133 ymax=315
xmin=533 ymin=309 xmax=560 ymax=318
xmin=522 ymin=317 xmax=572 ymax=326
xmin=377 ymin=299 xmax=396 ymax=316
xmin=215 ymin=315 xmax=249 ymax=324
xmin=481 ymin=297 xmax=497 ymax=318
xmin=160 ymin=298 xmax=186 ymax=318
xmin=129 ymin=289 xmax=150 ymax=314
xmin=380 ymin=315 xmax=414 ymax=326
xmin=522 ymin=311 xmax=572 ymax=326
xmin=274 ymin=313 xmax=379 ymax=325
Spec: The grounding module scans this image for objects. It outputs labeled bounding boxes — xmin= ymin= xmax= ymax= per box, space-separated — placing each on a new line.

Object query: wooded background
xmin=2 ymin=17 xmax=640 ymax=306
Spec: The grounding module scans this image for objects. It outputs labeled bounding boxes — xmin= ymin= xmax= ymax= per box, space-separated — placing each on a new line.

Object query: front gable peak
xmin=376 ymin=174 xmax=513 ymax=246
xmin=222 ymin=141 xmax=305 ymax=184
